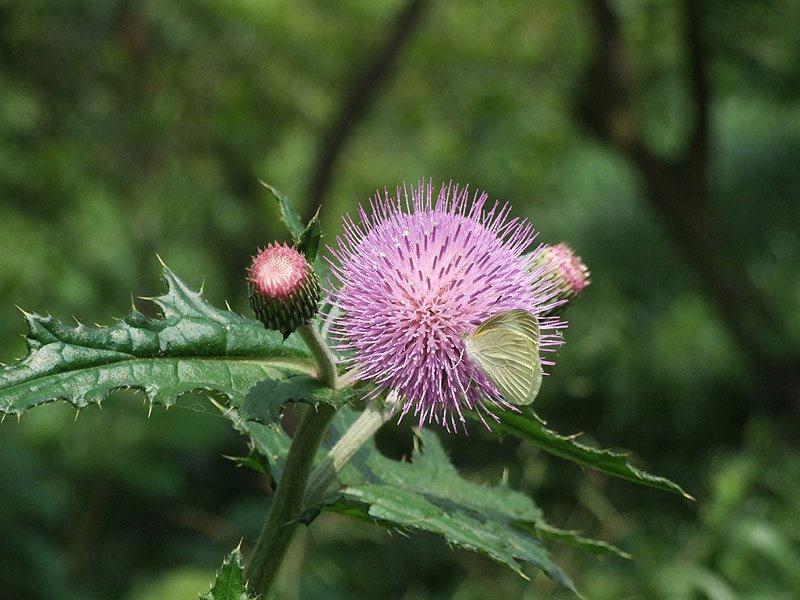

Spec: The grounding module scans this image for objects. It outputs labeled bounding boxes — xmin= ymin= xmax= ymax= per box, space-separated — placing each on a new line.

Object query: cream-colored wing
xmin=465 ymin=310 xmax=542 ymax=406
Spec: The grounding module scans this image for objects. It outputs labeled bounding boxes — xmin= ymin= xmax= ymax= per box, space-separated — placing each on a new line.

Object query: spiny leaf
xmin=261 ymin=181 xmax=304 ymax=240
xmin=240 ymin=374 xmax=358 ymax=426
xmin=323 ymin=412 xmax=577 ymax=591
xmin=200 ymin=547 xmax=253 ymax=600
xmin=250 ymin=407 xmax=625 ymax=594
xmin=235 ymin=409 xmax=628 ymax=596
xmin=493 ymin=407 xmax=694 ymax=500
xmin=0 ymin=264 xmax=316 ymax=420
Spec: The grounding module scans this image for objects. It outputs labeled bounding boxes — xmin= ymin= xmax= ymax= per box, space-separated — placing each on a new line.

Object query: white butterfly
xmin=463 ymin=309 xmax=542 ymax=406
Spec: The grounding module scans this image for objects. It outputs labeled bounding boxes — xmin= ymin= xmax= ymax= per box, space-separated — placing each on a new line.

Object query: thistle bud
xmin=535 ymin=243 xmax=591 ymax=314
xmin=247 ymin=242 xmax=321 ymax=338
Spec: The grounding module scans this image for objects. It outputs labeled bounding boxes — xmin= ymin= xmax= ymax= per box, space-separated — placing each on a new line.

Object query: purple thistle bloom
xmin=325 ymin=181 xmax=566 ymax=432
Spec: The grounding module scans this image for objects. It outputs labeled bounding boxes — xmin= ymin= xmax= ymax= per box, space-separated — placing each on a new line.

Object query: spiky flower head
xmin=325 ymin=181 xmax=566 ymax=432
xmin=248 ymin=242 xmax=321 ymax=338
xmin=532 ymin=242 xmax=591 ymax=315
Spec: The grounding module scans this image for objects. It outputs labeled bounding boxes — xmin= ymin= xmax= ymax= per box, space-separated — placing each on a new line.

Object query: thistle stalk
xmin=244 ymin=321 xmax=341 ymax=596
xmin=244 ymin=401 xmax=336 ymax=595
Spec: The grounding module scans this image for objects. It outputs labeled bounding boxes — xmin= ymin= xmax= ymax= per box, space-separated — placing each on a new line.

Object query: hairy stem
xmin=245 ymin=322 xmax=341 ymax=595
xmin=245 ymin=402 xmax=337 ymax=596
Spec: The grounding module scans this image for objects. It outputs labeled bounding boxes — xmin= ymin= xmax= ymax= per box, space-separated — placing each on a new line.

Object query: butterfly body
xmin=463 ymin=309 xmax=542 ymax=406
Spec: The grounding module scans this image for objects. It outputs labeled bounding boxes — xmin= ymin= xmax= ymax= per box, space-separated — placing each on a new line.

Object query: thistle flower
xmin=325 ymin=181 xmax=566 ymax=432
xmin=248 ymin=242 xmax=321 ymax=338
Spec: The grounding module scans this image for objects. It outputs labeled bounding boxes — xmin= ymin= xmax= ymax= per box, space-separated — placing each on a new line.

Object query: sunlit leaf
xmin=0 ymin=264 xmax=316 ymax=421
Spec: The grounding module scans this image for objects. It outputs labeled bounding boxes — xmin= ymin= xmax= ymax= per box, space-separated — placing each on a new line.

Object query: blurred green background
xmin=2 ymin=1 xmax=799 ymax=598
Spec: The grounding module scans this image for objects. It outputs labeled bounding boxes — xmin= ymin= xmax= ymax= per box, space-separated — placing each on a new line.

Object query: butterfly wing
xmin=465 ymin=310 xmax=542 ymax=406
xmin=475 ymin=309 xmax=540 ymax=342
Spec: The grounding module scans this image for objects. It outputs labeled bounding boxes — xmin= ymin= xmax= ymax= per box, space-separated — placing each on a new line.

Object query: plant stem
xmin=245 ymin=401 xmax=336 ymax=596
xmin=244 ymin=322 xmax=341 ymax=595
xmin=304 ymin=394 xmax=395 ymax=506
xmin=297 ymin=323 xmax=340 ymax=389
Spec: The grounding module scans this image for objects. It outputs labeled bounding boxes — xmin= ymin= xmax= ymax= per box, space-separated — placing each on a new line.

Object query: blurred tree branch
xmin=304 ymin=0 xmax=427 ymax=221
xmin=577 ymin=0 xmax=799 ymax=420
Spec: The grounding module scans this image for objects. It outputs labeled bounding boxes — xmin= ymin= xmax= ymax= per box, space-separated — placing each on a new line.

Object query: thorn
xmin=147 ymin=403 xmax=153 ymax=418
xmin=200 ymin=278 xmax=206 ymax=294
xmin=224 ymin=300 xmax=233 ymax=311
xmin=74 ymin=409 xmax=80 ymax=422
xmin=156 ymin=253 xmax=166 ymax=268
xmin=14 ymin=304 xmax=30 ymax=317
xmin=208 ymin=396 xmax=240 ymax=423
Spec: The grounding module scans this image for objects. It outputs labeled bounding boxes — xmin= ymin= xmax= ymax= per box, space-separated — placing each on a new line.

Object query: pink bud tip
xmin=541 ymin=243 xmax=591 ymax=297
xmin=247 ymin=242 xmax=308 ymax=299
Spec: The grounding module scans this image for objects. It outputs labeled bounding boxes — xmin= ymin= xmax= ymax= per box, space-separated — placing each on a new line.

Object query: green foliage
xmin=0 ymin=265 xmax=315 ymax=419
xmin=495 ymin=408 xmax=693 ymax=499
xmin=261 ymin=182 xmax=305 ymax=242
xmin=200 ymin=547 xmax=253 ymax=600
xmin=237 ymin=405 xmax=624 ymax=593
xmin=321 ymin=409 xmax=625 ymax=592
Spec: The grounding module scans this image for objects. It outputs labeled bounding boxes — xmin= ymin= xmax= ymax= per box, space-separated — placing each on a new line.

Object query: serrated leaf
xmin=493 ymin=408 xmax=693 ymax=499
xmin=310 ymin=409 xmax=626 ymax=593
xmin=238 ymin=406 xmax=624 ymax=592
xmin=200 ymin=547 xmax=253 ymax=600
xmin=261 ymin=181 xmax=304 ymax=240
xmin=239 ymin=374 xmax=356 ymax=426
xmin=0 ymin=265 xmax=317 ymax=420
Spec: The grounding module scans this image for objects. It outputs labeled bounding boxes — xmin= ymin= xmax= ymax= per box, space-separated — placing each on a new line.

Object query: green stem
xmin=304 ymin=394 xmax=395 ymax=506
xmin=245 ymin=402 xmax=336 ymax=596
xmin=244 ymin=322 xmax=341 ymax=595
xmin=297 ymin=323 xmax=340 ymax=389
